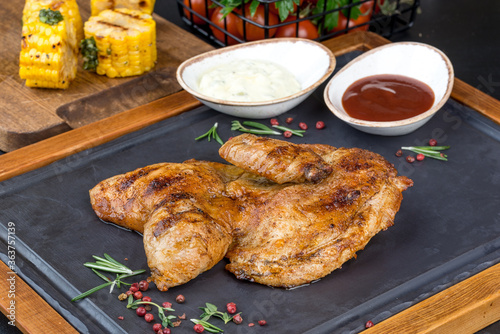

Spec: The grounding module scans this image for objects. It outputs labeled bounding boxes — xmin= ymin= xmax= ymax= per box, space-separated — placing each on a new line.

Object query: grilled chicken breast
xmin=90 ymin=134 xmax=412 ymax=289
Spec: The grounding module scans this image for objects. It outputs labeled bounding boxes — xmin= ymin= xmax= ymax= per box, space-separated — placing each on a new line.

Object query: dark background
xmin=2 ymin=0 xmax=499 ymax=333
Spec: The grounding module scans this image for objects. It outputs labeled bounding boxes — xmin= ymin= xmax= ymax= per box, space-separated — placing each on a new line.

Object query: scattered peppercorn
xmin=162 ymin=328 xmax=171 ymax=334
xmin=315 ymin=121 xmax=325 ymax=129
xmin=299 ymin=122 xmax=308 ymax=130
xmin=270 ymin=118 xmax=279 ymax=126
xmin=130 ymin=283 xmax=139 ymax=293
xmin=365 ymin=320 xmax=374 ymax=328
xmin=117 ymin=316 xmax=124 ymax=320
xmin=176 ymin=294 xmax=185 ymax=303
xmin=139 ymin=280 xmax=149 ymax=291
xmin=283 ymin=131 xmax=292 ymax=138
xmin=136 ymin=306 xmax=147 ymax=317
xmin=118 ymin=293 xmax=128 ymax=301
xmin=162 ymin=301 xmax=173 ymax=309
xmin=233 ymin=314 xmax=243 ymax=325
xmin=142 ymin=296 xmax=152 ymax=302
xmin=429 ymin=138 xmax=437 ymax=146
xmin=153 ymin=323 xmax=162 ymax=332
xmin=133 ymin=291 xmax=143 ymax=300
xmin=144 ymin=313 xmax=154 ymax=323
xmin=416 ymin=153 xmax=425 ymax=161
xmin=125 ymin=290 xmax=133 ymax=297
xmin=285 ymin=117 xmax=293 ymax=124
xmin=406 ymin=155 xmax=415 ymax=163
xmin=258 ymin=320 xmax=267 ymax=326
xmin=248 ymin=323 xmax=255 ymax=327
xmin=395 ymin=149 xmax=403 ymax=157
xmin=194 ymin=323 xmax=204 ymax=333
xmin=145 ymin=305 xmax=152 ymax=312
xmin=226 ymin=302 xmax=237 ymax=314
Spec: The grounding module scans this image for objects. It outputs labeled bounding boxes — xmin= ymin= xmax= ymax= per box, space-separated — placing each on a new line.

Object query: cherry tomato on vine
xmin=183 ymin=0 xmax=213 ymax=25
xmin=331 ymin=1 xmax=373 ymax=33
xmin=237 ymin=3 xmax=279 ymax=41
xmin=275 ymin=17 xmax=319 ymax=39
xmin=210 ymin=6 xmax=243 ymax=45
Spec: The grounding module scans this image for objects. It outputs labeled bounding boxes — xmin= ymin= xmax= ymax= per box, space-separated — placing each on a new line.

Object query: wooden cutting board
xmin=0 ymin=0 xmax=214 ymax=152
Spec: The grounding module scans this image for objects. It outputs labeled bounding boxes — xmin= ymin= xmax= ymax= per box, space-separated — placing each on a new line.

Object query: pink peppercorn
xmin=416 ymin=153 xmax=425 ymax=161
xmin=162 ymin=302 xmax=173 ymax=309
xmin=144 ymin=313 xmax=154 ymax=323
xmin=299 ymin=122 xmax=308 ymax=130
xmin=283 ymin=131 xmax=292 ymax=138
xmin=233 ymin=314 xmax=243 ymax=325
xmin=136 ymin=307 xmax=146 ymax=317
xmin=406 ymin=155 xmax=415 ymax=163
xmin=129 ymin=283 xmax=139 ymax=293
xmin=138 ymin=280 xmax=149 ymax=291
xmin=153 ymin=323 xmax=162 ymax=332
xmin=285 ymin=117 xmax=293 ymax=124
xmin=429 ymin=138 xmax=437 ymax=146
xmin=142 ymin=296 xmax=152 ymax=302
xmin=315 ymin=121 xmax=325 ymax=129
xmin=194 ymin=323 xmax=204 ymax=333
xmin=365 ymin=320 xmax=374 ymax=328
xmin=226 ymin=302 xmax=237 ymax=314
xmin=258 ymin=320 xmax=267 ymax=326
xmin=133 ymin=291 xmax=143 ymax=300
xmin=117 ymin=316 xmax=124 ymax=320
xmin=270 ymin=118 xmax=279 ymax=126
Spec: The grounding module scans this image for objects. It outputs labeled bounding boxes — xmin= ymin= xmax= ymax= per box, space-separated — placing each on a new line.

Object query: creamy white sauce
xmin=198 ymin=59 xmax=301 ymax=102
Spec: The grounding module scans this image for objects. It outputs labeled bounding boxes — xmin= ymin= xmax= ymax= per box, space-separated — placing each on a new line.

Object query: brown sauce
xmin=342 ymin=74 xmax=435 ymax=122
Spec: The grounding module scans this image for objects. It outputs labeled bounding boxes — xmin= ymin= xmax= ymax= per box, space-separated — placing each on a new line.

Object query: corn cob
xmin=20 ymin=0 xmax=82 ymax=89
xmin=91 ymin=0 xmax=156 ymax=16
xmin=23 ymin=0 xmax=84 ymax=45
xmin=82 ymin=8 xmax=156 ymax=78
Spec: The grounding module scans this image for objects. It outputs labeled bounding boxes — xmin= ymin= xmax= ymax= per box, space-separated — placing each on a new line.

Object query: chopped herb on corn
xmin=83 ymin=8 xmax=157 ymax=78
xmin=91 ymin=0 xmax=156 ymax=16
xmin=20 ymin=0 xmax=82 ymax=89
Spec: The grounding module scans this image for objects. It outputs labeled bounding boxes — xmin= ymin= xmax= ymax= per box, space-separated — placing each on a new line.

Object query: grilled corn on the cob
xmin=20 ymin=0 xmax=82 ymax=89
xmin=91 ymin=0 xmax=156 ymax=16
xmin=83 ymin=8 xmax=156 ymax=78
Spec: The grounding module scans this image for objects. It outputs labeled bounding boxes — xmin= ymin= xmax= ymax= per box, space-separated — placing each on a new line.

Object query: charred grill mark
xmin=153 ymin=208 xmax=208 ymax=237
xmin=324 ymin=188 xmax=361 ymax=210
xmin=154 ymin=192 xmax=193 ymax=209
xmin=145 ymin=176 xmax=184 ymax=195
xmin=118 ymin=168 xmax=153 ymax=191
xmin=97 ymin=20 xmax=129 ymax=30
xmin=139 ymin=1 xmax=147 ymax=8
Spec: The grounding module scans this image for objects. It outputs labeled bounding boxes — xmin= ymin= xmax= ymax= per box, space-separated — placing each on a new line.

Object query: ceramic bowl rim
xmin=176 ymin=38 xmax=336 ymax=107
xmin=324 ymin=41 xmax=455 ymax=129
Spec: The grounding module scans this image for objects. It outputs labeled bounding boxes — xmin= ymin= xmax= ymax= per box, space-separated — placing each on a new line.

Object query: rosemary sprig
xmin=71 ymin=254 xmax=145 ymax=302
xmin=196 ymin=122 xmax=224 ymax=145
xmin=191 ymin=318 xmax=225 ymax=333
xmin=401 ymin=145 xmax=450 ymax=161
xmin=199 ymin=303 xmax=237 ymax=324
xmin=272 ymin=124 xmax=306 ymax=137
xmin=231 ymin=120 xmax=281 ymax=135
xmin=127 ymin=296 xmax=177 ymax=328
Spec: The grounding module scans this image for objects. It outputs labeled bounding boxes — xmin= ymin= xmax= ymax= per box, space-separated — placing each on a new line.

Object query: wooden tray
xmin=0 ymin=0 xmax=213 ymax=152
xmin=1 ymin=32 xmax=500 ymax=334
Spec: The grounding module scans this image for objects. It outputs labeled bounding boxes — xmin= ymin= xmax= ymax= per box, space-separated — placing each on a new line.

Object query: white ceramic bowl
xmin=324 ymin=42 xmax=454 ymax=136
xmin=176 ymin=38 xmax=336 ymax=119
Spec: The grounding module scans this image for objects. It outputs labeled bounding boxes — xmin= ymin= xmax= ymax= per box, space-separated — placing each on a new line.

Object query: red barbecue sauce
xmin=342 ymin=74 xmax=435 ymax=122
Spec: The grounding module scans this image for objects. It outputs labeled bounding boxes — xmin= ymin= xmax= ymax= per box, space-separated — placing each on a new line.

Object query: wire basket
xmin=176 ymin=0 xmax=420 ymax=47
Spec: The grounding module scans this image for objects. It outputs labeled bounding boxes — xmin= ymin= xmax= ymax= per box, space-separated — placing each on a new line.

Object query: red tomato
xmin=331 ymin=1 xmax=373 ymax=33
xmin=210 ymin=7 xmax=243 ymax=45
xmin=275 ymin=17 xmax=319 ymax=39
xmin=183 ymin=0 xmax=213 ymax=25
xmin=237 ymin=3 xmax=279 ymax=41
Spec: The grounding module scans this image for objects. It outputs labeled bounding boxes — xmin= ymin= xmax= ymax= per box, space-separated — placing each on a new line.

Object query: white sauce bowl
xmin=177 ymin=38 xmax=336 ymax=119
xmin=324 ymin=42 xmax=454 ymax=136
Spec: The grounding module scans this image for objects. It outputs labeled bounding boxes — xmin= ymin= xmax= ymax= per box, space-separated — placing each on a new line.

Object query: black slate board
xmin=1 ymin=52 xmax=500 ymax=334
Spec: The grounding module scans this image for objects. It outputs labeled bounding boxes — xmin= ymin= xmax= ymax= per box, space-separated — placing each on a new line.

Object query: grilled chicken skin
xmin=90 ymin=134 xmax=412 ymax=289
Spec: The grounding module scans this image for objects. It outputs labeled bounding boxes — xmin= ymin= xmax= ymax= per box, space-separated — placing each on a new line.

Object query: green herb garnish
xmin=199 ymin=302 xmax=239 ymax=324
xmin=196 ymin=122 xmax=224 ymax=145
xmin=231 ymin=120 xmax=281 ymax=135
xmin=401 ymin=145 xmax=450 ymax=161
xmin=39 ymin=8 xmax=64 ymax=25
xmin=71 ymin=253 xmax=145 ymax=301
xmin=80 ymin=37 xmax=99 ymax=71
xmin=272 ymin=124 xmax=306 ymax=137
xmin=127 ymin=296 xmax=177 ymax=328
xmin=191 ymin=318 xmax=225 ymax=333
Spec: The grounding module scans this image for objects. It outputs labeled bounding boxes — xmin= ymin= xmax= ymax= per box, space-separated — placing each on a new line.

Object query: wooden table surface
xmin=1 ymin=32 xmax=500 ymax=334
xmin=0 ymin=0 xmax=213 ymax=152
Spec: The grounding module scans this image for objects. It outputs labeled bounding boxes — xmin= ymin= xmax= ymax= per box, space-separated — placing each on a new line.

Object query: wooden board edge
xmin=0 ymin=90 xmax=201 ymax=183
xmin=452 ymin=78 xmax=500 ymax=124
xmin=0 ymin=261 xmax=79 ymax=334
xmin=363 ymin=262 xmax=500 ymax=334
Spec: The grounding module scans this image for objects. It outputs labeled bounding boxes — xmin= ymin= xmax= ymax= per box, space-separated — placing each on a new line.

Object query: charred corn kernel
xmin=20 ymin=1 xmax=82 ymax=89
xmin=91 ymin=0 xmax=156 ymax=16
xmin=83 ymin=8 xmax=156 ymax=78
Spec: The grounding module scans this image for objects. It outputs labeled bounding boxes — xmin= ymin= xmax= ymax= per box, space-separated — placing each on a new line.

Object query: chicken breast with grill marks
xmin=90 ymin=134 xmax=412 ymax=289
